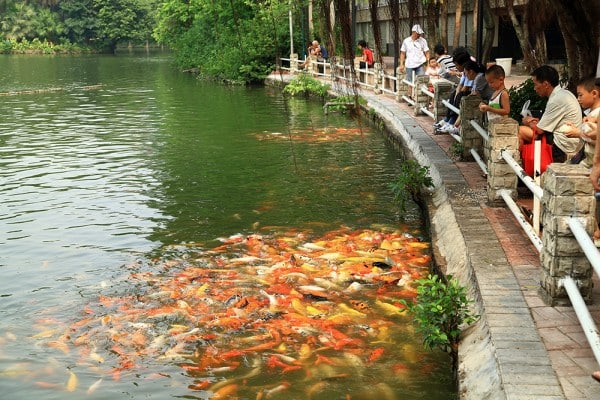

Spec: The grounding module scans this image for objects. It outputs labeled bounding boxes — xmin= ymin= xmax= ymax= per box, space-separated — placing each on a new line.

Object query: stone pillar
xmin=433 ymin=80 xmax=454 ymax=122
xmin=459 ymin=95 xmax=484 ymax=160
xmin=413 ymin=75 xmax=430 ymax=116
xmin=373 ymin=63 xmax=383 ymax=94
xmin=540 ymin=164 xmax=596 ymax=305
xmin=486 ymin=118 xmax=520 ymax=204
xmin=308 ymin=55 xmax=318 ymax=75
xmin=396 ymin=68 xmax=407 ymax=102
xmin=290 ymin=53 xmax=299 ymax=74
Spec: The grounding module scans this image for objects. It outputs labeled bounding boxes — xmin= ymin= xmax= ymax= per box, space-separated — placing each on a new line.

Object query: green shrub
xmin=389 ymin=160 xmax=434 ymax=212
xmin=283 ymin=73 xmax=330 ymax=97
xmin=401 ymin=274 xmax=478 ymax=358
xmin=508 ymin=78 xmax=547 ymax=124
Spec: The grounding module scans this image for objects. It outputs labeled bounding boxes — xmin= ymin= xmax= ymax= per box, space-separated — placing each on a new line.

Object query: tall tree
xmin=368 ymin=0 xmax=383 ymax=65
xmin=452 ymin=0 xmax=463 ymax=50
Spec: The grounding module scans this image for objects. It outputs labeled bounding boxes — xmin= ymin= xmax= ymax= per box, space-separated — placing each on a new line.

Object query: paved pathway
xmin=267 ymin=71 xmax=600 ymax=399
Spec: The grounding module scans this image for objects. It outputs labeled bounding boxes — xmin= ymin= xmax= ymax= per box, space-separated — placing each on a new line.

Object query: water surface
xmin=0 ymin=54 xmax=454 ymax=399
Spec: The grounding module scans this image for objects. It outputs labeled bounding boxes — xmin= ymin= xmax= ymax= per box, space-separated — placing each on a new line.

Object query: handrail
xmin=561 ymin=276 xmax=600 ymax=365
xmin=500 ymin=149 xmax=544 ymax=200
xmin=441 ymin=99 xmax=460 ymax=115
xmin=469 ymin=119 xmax=490 ymax=142
xmin=499 ymin=189 xmax=543 ymax=252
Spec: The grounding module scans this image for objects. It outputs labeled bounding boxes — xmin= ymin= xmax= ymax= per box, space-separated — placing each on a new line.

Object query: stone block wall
xmin=540 ymin=164 xmax=595 ymax=305
xmin=486 ymin=118 xmax=519 ymax=204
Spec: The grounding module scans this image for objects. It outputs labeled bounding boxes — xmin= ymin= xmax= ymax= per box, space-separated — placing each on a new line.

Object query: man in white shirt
xmin=399 ymin=24 xmax=429 ymax=82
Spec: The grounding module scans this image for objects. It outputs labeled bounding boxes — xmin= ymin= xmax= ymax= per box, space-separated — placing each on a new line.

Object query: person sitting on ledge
xmin=518 ymin=65 xmax=582 ymax=163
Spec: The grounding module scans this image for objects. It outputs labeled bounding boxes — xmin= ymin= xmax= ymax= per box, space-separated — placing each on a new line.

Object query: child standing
xmin=479 ymin=65 xmax=510 ymax=124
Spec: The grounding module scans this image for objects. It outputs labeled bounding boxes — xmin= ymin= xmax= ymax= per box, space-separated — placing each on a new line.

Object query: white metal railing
xmin=400 ymin=71 xmax=416 ymax=106
xmin=419 ymin=84 xmax=435 ymax=119
xmin=560 ymin=218 xmax=600 ymax=366
xmin=500 ymin=146 xmax=543 ymax=239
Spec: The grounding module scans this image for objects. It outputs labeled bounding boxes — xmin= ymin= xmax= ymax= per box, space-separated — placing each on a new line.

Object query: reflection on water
xmin=0 ymin=54 xmax=455 ymax=399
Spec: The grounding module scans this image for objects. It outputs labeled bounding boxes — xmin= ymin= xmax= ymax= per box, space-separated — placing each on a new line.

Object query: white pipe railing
xmin=441 ymin=99 xmax=460 ymax=115
xmin=561 ymin=276 xmax=600 ymax=366
xmin=470 ymin=148 xmax=488 ymax=176
xmin=469 ymin=119 xmax=490 ymax=142
xmin=568 ymin=217 xmax=600 ymax=277
xmin=499 ymin=189 xmax=543 ymax=252
xmin=500 ymin=149 xmax=544 ymax=200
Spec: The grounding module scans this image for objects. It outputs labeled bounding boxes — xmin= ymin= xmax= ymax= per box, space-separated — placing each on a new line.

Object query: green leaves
xmin=389 ymin=159 xmax=434 ymax=213
xmin=401 ymin=274 xmax=478 ymax=355
xmin=507 ymin=78 xmax=548 ymax=123
xmin=283 ymin=73 xmax=330 ymax=97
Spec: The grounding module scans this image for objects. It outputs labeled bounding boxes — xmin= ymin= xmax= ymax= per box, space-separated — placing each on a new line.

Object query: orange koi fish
xmin=367 ymin=347 xmax=385 ymax=363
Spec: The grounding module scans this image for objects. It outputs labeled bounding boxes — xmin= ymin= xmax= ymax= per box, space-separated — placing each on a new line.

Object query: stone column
xmin=413 ymin=75 xmax=431 ymax=116
xmin=540 ymin=164 xmax=596 ymax=305
xmin=433 ymin=80 xmax=454 ymax=122
xmin=373 ymin=63 xmax=383 ymax=94
xmin=290 ymin=53 xmax=299 ymax=74
xmin=459 ymin=95 xmax=484 ymax=160
xmin=308 ymin=55 xmax=318 ymax=75
xmin=486 ymin=118 xmax=520 ymax=204
xmin=396 ymin=68 xmax=407 ymax=103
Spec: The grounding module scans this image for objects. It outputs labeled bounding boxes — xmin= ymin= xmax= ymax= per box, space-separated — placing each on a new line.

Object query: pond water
xmin=0 ymin=53 xmax=455 ymax=399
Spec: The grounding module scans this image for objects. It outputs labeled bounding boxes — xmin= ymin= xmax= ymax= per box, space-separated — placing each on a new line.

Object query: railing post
xmin=290 ymin=53 xmax=299 ymax=74
xmin=459 ymin=95 xmax=484 ymax=159
xmin=373 ymin=63 xmax=383 ymax=94
xmin=486 ymin=118 xmax=520 ymax=205
xmin=540 ymin=164 xmax=596 ymax=305
xmin=396 ymin=67 xmax=407 ymax=103
xmin=432 ymin=80 xmax=454 ymax=122
xmin=414 ymin=75 xmax=430 ymax=116
xmin=308 ymin=55 xmax=318 ymax=75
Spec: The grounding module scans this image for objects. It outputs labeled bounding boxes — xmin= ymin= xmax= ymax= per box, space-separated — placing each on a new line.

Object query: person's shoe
xmin=439 ymin=124 xmax=455 ymax=133
xmin=433 ymin=119 xmax=446 ymax=129
xmin=447 ymin=126 xmax=459 ymax=135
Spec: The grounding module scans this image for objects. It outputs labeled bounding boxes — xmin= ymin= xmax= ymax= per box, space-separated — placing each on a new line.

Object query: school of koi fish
xmin=254 ymin=127 xmax=367 ymax=142
xmin=27 ymin=226 xmax=441 ymax=399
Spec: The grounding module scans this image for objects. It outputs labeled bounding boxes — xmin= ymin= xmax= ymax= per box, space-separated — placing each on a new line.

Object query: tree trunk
xmin=506 ymin=0 xmax=539 ymax=71
xmin=426 ymin=2 xmax=438 ymax=46
xmin=452 ymin=0 xmax=463 ymax=51
xmin=440 ymin=1 xmax=448 ymax=50
xmin=369 ymin=0 xmax=383 ymax=65
xmin=549 ymin=0 xmax=600 ymax=89
xmin=481 ymin=0 xmax=495 ymax=63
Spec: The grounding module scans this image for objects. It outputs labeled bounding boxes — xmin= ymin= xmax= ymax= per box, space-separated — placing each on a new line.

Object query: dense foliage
xmin=0 ymin=0 xmax=159 ymax=53
xmin=154 ymin=0 xmax=294 ymax=83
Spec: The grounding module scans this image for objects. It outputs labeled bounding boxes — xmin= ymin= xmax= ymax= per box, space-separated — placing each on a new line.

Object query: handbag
xmin=522 ymin=130 xmax=553 ymax=178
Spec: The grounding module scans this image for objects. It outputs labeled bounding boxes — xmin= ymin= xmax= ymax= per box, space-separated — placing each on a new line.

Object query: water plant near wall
xmin=389 ymin=160 xmax=434 ymax=213
xmin=282 ymin=73 xmax=330 ymax=97
xmin=401 ymin=274 xmax=479 ymax=370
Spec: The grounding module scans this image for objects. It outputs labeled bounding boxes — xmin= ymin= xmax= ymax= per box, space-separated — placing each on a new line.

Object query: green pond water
xmin=0 ymin=53 xmax=455 ymax=399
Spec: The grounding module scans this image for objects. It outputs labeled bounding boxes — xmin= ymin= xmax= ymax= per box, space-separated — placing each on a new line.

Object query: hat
xmin=411 ymin=24 xmax=424 ymax=35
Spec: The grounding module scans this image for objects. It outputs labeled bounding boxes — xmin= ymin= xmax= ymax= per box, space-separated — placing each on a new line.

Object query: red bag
xmin=522 ymin=130 xmax=553 ymax=178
